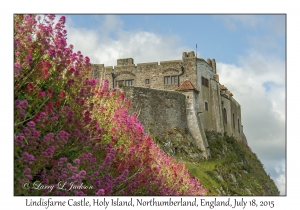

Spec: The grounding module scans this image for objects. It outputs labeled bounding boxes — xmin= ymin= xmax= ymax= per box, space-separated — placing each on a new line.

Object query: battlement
xmin=182 ymin=51 xmax=195 ymax=59
xmin=117 ymin=58 xmax=134 ymax=66
xmin=94 ymin=51 xmax=216 ymax=70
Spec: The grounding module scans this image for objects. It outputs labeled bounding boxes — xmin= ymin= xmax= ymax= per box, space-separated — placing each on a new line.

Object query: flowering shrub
xmin=14 ymin=14 xmax=207 ymax=196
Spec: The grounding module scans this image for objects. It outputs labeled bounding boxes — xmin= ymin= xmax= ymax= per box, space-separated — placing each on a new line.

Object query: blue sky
xmin=65 ymin=14 xmax=285 ymax=64
xmin=61 ymin=14 xmax=286 ymax=195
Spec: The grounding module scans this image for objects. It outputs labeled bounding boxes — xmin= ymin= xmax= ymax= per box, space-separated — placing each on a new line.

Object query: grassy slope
xmin=154 ymin=130 xmax=279 ymax=196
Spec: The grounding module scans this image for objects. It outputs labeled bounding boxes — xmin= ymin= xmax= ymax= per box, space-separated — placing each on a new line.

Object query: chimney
xmin=212 ymin=59 xmax=216 ymax=74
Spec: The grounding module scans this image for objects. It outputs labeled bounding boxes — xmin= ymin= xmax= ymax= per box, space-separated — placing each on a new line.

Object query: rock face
xmin=154 ymin=128 xmax=205 ymax=161
xmin=186 ymin=131 xmax=280 ymax=196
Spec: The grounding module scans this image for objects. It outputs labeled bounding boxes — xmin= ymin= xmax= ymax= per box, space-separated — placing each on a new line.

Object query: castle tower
xmin=176 ymin=80 xmax=210 ymax=159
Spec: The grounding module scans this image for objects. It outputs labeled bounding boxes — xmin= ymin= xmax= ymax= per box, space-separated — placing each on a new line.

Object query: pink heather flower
xmin=74 ymin=70 xmax=80 ymax=76
xmin=36 ymin=112 xmax=47 ymax=122
xmin=73 ymin=159 xmax=80 ymax=164
xmin=24 ymin=168 xmax=31 ymax=174
xmin=79 ymin=170 xmax=86 ymax=176
xmin=20 ymin=100 xmax=28 ymax=109
xmin=84 ymin=56 xmax=90 ymax=63
xmin=61 ymin=174 xmax=67 ymax=179
xmin=96 ymin=189 xmax=105 ymax=196
xmin=14 ymin=38 xmax=20 ymax=45
xmin=74 ymin=190 xmax=86 ymax=196
xmin=26 ymin=83 xmax=35 ymax=93
xmin=38 ymin=90 xmax=46 ymax=98
xmin=27 ymin=121 xmax=35 ymax=127
xmin=14 ymin=62 xmax=22 ymax=77
xmin=58 ymin=91 xmax=66 ymax=100
xmin=42 ymin=146 xmax=55 ymax=158
xmin=22 ymin=152 xmax=35 ymax=165
xmin=43 ymin=133 xmax=54 ymax=144
xmin=14 ymin=134 xmax=24 ymax=147
xmin=32 ymin=130 xmax=40 ymax=137
xmin=59 ymin=157 xmax=67 ymax=162
xmin=59 ymin=16 xmax=66 ymax=24
xmin=67 ymin=163 xmax=72 ymax=169
xmin=25 ymin=55 xmax=32 ymax=62
xmin=47 ymin=14 xmax=55 ymax=21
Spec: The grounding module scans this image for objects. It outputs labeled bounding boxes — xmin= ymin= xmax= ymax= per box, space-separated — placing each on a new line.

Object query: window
xmin=116 ymin=79 xmax=134 ymax=87
xmin=202 ymin=77 xmax=209 ymax=87
xmin=171 ymin=76 xmax=178 ymax=84
xmin=164 ymin=76 xmax=178 ymax=84
xmin=205 ymin=102 xmax=208 ymax=111
xmin=238 ymin=118 xmax=240 ymax=133
xmin=145 ymin=79 xmax=150 ymax=84
xmin=233 ymin=113 xmax=235 ymax=129
xmin=223 ymin=108 xmax=227 ymax=124
xmin=125 ymin=80 xmax=134 ymax=86
xmin=164 ymin=76 xmax=170 ymax=84
xmin=116 ymin=80 xmax=124 ymax=87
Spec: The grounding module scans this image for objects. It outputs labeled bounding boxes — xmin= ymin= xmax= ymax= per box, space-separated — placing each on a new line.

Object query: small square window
xmin=145 ymin=79 xmax=150 ymax=84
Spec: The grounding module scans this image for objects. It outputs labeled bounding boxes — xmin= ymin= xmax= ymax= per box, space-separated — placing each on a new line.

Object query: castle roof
xmin=175 ymin=80 xmax=199 ymax=93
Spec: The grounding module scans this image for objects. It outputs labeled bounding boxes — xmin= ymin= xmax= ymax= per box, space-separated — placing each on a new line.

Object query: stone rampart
xmin=121 ymin=86 xmax=188 ymax=136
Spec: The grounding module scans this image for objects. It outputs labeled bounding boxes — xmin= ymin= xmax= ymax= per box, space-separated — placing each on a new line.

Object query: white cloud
xmin=275 ymin=160 xmax=286 ymax=195
xmin=65 ymin=15 xmax=191 ymax=66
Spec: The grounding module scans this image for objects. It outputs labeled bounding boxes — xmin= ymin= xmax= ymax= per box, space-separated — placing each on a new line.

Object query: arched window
xmin=238 ymin=118 xmax=240 ymax=133
xmin=223 ymin=108 xmax=227 ymax=124
xmin=233 ymin=113 xmax=235 ymax=129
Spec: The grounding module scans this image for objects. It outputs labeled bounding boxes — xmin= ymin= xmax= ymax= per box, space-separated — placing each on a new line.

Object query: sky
xmin=60 ymin=14 xmax=286 ymax=195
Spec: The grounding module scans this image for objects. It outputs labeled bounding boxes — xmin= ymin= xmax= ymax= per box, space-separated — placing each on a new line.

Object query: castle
xmin=92 ymin=51 xmax=248 ymax=159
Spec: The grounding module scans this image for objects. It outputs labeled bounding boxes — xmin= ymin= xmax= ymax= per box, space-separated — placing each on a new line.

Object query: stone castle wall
xmin=121 ymin=86 xmax=188 ymax=137
xmin=92 ymin=51 xmax=247 ymax=158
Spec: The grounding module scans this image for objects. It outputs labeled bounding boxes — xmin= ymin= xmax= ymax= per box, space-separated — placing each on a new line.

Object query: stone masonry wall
xmin=121 ymin=86 xmax=188 ymax=136
xmin=221 ymin=94 xmax=242 ymax=141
